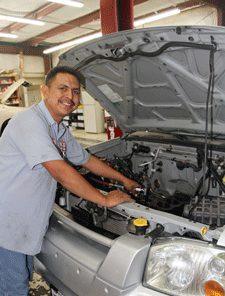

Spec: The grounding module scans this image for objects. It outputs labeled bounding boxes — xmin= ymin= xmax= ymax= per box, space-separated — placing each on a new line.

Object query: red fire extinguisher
xmin=106 ymin=117 xmax=123 ymax=140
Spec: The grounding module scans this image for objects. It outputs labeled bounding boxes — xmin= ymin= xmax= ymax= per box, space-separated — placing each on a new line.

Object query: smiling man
xmin=0 ymin=66 xmax=138 ymax=295
xmin=42 ymin=70 xmax=81 ymax=122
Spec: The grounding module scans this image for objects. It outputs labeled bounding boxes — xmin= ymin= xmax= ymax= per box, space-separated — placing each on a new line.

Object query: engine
xmin=55 ymin=137 xmax=225 ymax=238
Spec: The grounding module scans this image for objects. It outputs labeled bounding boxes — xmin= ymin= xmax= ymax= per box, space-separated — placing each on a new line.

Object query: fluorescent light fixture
xmin=0 ymin=32 xmax=18 ymax=38
xmin=43 ymin=32 xmax=102 ymax=54
xmin=134 ymin=8 xmax=180 ymax=26
xmin=47 ymin=0 xmax=84 ymax=8
xmin=0 ymin=15 xmax=45 ymax=26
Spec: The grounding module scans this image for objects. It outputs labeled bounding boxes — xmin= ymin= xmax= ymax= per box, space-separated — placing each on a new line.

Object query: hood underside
xmin=58 ymin=26 xmax=225 ymax=135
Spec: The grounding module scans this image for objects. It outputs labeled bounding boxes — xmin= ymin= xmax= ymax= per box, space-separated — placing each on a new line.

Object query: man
xmin=0 ymin=66 xmax=139 ymax=295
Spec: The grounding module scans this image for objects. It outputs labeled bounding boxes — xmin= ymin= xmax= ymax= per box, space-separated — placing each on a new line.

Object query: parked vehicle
xmin=34 ymin=25 xmax=225 ymax=296
xmin=0 ymin=79 xmax=30 ymax=135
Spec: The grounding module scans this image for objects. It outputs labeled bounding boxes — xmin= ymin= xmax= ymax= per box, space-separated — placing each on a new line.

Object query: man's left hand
xmin=122 ymin=178 xmax=141 ymax=197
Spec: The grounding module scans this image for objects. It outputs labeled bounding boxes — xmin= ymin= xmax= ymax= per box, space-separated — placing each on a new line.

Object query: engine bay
xmin=55 ymin=134 xmax=225 ymax=240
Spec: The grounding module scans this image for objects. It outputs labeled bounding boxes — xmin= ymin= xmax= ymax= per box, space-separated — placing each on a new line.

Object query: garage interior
xmin=0 ymin=0 xmax=225 ymax=295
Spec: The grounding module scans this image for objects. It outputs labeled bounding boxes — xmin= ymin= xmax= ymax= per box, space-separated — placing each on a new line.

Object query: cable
xmin=202 ymin=44 xmax=216 ymax=198
xmin=70 ymin=41 xmax=215 ymax=72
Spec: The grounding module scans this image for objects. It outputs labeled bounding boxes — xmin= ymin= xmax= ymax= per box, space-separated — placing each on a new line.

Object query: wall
xmin=22 ymin=55 xmax=45 ymax=85
xmin=0 ymin=54 xmax=20 ymax=72
xmin=0 ymin=54 xmax=45 ymax=84
xmin=0 ymin=54 xmax=45 ymax=107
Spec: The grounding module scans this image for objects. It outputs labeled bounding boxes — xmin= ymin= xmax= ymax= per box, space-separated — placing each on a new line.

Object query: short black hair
xmin=46 ymin=66 xmax=80 ymax=87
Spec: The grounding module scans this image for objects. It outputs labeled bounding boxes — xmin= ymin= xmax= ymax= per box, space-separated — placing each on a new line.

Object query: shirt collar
xmin=39 ymin=100 xmax=56 ymax=126
xmin=38 ymin=100 xmax=66 ymax=138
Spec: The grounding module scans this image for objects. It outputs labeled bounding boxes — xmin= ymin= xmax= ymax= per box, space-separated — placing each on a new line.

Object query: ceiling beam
xmin=24 ymin=10 xmax=101 ymax=47
xmin=0 ymin=3 xmax=63 ymax=38
xmin=39 ymin=0 xmax=205 ymax=56
xmin=22 ymin=0 xmax=150 ymax=47
xmin=0 ymin=0 xmax=221 ymax=52
xmin=178 ymin=0 xmax=204 ymax=9
xmin=199 ymin=0 xmax=225 ymax=9
xmin=0 ymin=44 xmax=47 ymax=56
xmin=130 ymin=0 xmax=204 ymax=25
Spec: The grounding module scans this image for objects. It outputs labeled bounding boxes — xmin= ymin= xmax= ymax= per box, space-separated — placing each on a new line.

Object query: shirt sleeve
xmin=64 ymin=128 xmax=90 ymax=166
xmin=9 ymin=110 xmax=63 ymax=169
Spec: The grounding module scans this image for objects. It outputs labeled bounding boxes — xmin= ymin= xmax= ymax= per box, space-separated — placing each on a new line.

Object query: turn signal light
xmin=204 ymin=280 xmax=224 ymax=296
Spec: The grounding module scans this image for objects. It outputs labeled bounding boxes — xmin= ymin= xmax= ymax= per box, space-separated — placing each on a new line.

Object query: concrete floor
xmin=29 ymin=272 xmax=51 ymax=296
xmin=30 ymin=129 xmax=108 ymax=295
xmin=70 ymin=129 xmax=108 ymax=148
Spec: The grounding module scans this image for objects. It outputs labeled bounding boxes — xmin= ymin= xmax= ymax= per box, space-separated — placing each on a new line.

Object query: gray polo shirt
xmin=0 ymin=100 xmax=90 ymax=255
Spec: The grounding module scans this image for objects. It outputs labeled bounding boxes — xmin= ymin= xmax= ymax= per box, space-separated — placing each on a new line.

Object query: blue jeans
xmin=0 ymin=247 xmax=33 ymax=296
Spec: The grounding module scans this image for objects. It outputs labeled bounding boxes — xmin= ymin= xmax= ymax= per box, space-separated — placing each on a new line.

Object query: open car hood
xmin=58 ymin=26 xmax=225 ymax=135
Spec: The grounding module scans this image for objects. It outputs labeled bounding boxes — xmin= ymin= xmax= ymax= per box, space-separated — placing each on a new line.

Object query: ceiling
xmin=0 ymin=0 xmax=224 ymax=54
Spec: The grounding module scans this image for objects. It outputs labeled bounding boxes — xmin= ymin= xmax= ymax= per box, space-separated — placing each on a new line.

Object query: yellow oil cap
xmin=133 ymin=218 xmax=148 ymax=227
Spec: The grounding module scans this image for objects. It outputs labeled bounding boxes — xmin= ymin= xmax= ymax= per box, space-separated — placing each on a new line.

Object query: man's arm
xmin=42 ymin=159 xmax=134 ymax=208
xmin=82 ymin=155 xmax=140 ymax=194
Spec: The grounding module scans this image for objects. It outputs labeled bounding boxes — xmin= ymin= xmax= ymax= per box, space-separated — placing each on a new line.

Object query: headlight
xmin=144 ymin=237 xmax=225 ymax=296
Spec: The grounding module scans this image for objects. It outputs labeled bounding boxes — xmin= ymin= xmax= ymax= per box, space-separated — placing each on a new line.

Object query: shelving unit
xmin=72 ymin=106 xmax=85 ymax=129
xmin=0 ymin=71 xmax=19 ymax=106
xmin=63 ymin=105 xmax=85 ymax=130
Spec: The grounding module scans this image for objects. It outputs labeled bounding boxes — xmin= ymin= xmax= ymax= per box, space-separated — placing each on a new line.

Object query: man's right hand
xmin=105 ymin=190 xmax=135 ymax=208
xmin=43 ymin=160 xmax=135 ymax=208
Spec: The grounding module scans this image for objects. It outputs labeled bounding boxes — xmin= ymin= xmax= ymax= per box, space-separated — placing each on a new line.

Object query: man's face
xmin=42 ymin=72 xmax=80 ymax=123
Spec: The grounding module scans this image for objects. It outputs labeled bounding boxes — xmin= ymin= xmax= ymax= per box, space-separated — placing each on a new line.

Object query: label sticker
xmin=98 ymin=84 xmax=123 ymax=103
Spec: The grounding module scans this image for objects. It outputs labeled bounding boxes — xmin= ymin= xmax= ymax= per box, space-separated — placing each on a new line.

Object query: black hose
xmin=69 ymin=41 xmax=215 ymax=72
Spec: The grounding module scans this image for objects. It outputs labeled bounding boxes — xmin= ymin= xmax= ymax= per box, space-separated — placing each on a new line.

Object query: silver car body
xmin=34 ymin=26 xmax=225 ymax=296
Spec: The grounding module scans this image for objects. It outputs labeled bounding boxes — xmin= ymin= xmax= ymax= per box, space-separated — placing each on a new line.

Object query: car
xmin=0 ymin=79 xmax=30 ymax=136
xmin=34 ymin=25 xmax=225 ymax=296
